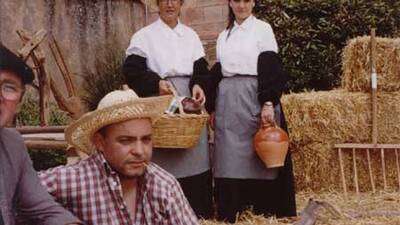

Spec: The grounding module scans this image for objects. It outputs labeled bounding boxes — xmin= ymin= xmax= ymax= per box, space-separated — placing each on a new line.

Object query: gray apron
xmin=214 ymin=75 xmax=280 ymax=180
xmin=151 ymin=76 xmax=210 ymax=178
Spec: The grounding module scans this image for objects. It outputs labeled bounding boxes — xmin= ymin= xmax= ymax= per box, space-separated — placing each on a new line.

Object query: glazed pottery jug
xmin=253 ymin=104 xmax=289 ymax=168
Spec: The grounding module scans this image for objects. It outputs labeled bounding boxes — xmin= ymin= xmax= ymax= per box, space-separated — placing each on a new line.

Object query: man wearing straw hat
xmin=123 ymin=0 xmax=214 ymax=219
xmin=0 ymin=44 xmax=81 ymax=225
xmin=38 ymin=87 xmax=199 ymax=225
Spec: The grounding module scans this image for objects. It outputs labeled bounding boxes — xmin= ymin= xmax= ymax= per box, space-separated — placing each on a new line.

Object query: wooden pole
xmin=37 ymin=59 xmax=51 ymax=127
xmin=366 ymin=148 xmax=376 ymax=193
xmin=16 ymin=30 xmax=50 ymax=126
xmin=16 ymin=126 xmax=66 ymax=134
xmin=368 ymin=28 xmax=379 ymax=192
xmin=395 ymin=149 xmax=400 ymax=190
xmin=371 ymin=28 xmax=378 ymax=146
xmin=338 ymin=148 xmax=347 ymax=198
xmin=24 ymin=140 xmax=67 ymax=150
xmin=381 ymin=148 xmax=387 ymax=190
xmin=352 ymin=148 xmax=359 ymax=194
xmin=47 ymin=35 xmax=84 ymax=120
xmin=48 ymin=35 xmax=76 ymax=97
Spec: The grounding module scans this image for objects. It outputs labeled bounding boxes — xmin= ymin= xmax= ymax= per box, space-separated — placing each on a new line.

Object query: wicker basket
xmin=153 ymin=99 xmax=209 ymax=149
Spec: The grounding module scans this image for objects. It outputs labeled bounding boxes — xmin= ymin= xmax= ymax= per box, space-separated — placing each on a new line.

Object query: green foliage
xmin=81 ymin=43 xmax=125 ymax=110
xmin=255 ymin=0 xmax=400 ymax=92
xmin=16 ymin=92 xmax=70 ymax=126
xmin=16 ymin=92 xmax=70 ymax=170
xmin=29 ymin=149 xmax=67 ymax=171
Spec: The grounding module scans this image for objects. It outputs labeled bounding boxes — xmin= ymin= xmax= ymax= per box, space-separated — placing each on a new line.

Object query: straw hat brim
xmin=65 ymin=95 xmax=172 ymax=154
xmin=140 ymin=0 xmax=196 ymax=11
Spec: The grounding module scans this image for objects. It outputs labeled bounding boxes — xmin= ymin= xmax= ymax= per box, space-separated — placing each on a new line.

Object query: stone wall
xmin=0 ymin=0 xmax=227 ymax=88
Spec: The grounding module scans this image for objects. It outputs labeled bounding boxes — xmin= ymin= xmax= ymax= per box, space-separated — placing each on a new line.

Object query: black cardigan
xmin=122 ymin=54 xmax=214 ymax=112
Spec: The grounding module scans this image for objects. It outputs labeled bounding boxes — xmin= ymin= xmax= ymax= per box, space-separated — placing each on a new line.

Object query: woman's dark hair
xmin=226 ymin=0 xmax=256 ymax=39
xmin=226 ymin=5 xmax=235 ymax=39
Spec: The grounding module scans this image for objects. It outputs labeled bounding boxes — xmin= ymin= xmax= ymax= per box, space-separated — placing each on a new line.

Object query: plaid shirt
xmin=38 ymin=153 xmax=199 ymax=225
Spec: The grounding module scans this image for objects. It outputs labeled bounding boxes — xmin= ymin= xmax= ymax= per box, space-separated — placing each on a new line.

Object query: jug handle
xmin=261 ymin=101 xmax=276 ymax=128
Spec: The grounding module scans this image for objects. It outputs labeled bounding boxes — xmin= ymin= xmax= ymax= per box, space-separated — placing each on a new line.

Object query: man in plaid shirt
xmin=38 ymin=88 xmax=199 ymax=225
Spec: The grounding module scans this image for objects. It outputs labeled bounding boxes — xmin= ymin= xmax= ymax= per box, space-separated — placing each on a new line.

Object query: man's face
xmin=94 ymin=118 xmax=153 ymax=178
xmin=0 ymin=70 xmax=23 ymax=127
xmin=158 ymin=0 xmax=182 ymax=26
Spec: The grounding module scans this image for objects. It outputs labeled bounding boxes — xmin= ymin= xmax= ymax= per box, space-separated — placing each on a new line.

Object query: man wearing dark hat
xmin=0 ymin=44 xmax=81 ymax=225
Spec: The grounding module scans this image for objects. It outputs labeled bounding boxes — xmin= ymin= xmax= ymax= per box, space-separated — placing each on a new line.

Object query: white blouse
xmin=126 ymin=18 xmax=205 ymax=79
xmin=216 ymin=15 xmax=278 ymax=77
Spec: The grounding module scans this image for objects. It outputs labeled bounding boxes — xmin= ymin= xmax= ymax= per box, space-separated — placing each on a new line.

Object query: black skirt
xmin=177 ymin=170 xmax=214 ymax=219
xmin=214 ymin=152 xmax=297 ymax=223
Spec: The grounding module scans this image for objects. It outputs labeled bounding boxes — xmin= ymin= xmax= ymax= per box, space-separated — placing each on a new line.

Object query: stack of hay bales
xmin=282 ymin=36 xmax=400 ymax=192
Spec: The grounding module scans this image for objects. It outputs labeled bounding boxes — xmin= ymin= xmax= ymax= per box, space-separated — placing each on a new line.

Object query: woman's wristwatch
xmin=264 ymin=101 xmax=273 ymax=107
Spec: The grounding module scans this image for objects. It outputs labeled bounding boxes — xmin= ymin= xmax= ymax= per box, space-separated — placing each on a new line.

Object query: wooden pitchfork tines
xmin=335 ymin=28 xmax=400 ymax=197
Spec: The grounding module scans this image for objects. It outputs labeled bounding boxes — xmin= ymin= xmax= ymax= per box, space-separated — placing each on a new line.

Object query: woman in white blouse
xmin=122 ymin=0 xmax=213 ymax=219
xmin=209 ymin=0 xmax=296 ymax=222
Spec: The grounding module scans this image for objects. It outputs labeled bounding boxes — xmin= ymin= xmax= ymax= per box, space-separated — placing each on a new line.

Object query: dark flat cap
xmin=0 ymin=44 xmax=34 ymax=85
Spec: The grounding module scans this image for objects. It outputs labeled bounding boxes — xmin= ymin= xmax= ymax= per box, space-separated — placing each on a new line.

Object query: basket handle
xmin=168 ymin=84 xmax=179 ymax=97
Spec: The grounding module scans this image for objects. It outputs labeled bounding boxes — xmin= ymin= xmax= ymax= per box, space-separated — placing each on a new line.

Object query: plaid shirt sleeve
xmin=38 ymin=167 xmax=60 ymax=197
xmin=167 ymin=179 xmax=199 ymax=225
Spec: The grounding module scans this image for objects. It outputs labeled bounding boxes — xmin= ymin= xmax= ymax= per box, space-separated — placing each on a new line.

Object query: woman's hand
xmin=192 ymin=84 xmax=205 ymax=104
xmin=261 ymin=102 xmax=275 ymax=126
xmin=159 ymin=80 xmax=173 ymax=95
xmin=209 ymin=112 xmax=215 ymax=130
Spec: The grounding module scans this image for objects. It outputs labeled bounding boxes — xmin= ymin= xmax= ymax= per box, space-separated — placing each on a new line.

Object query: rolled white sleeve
xmin=192 ymin=33 xmax=206 ymax=61
xmin=258 ymin=23 xmax=278 ymax=53
xmin=126 ymin=31 xmax=148 ymax=58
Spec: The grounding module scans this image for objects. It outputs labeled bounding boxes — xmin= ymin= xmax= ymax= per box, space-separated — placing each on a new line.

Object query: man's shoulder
xmin=146 ymin=163 xmax=179 ymax=187
xmin=39 ymin=154 xmax=101 ymax=179
xmin=1 ymin=127 xmax=24 ymax=143
xmin=0 ymin=128 xmax=27 ymax=157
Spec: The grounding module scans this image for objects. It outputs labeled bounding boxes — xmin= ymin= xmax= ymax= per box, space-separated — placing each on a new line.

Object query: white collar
xmin=157 ymin=18 xmax=185 ymax=37
xmin=233 ymin=15 xmax=254 ymax=31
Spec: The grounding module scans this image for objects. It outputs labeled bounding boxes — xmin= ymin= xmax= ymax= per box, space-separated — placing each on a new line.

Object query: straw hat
xmin=140 ymin=0 xmax=196 ymax=11
xmin=65 ymin=87 xmax=172 ymax=154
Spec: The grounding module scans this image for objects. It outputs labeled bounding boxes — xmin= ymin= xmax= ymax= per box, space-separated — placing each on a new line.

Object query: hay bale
xmin=282 ymin=90 xmax=400 ymax=145
xmin=341 ymin=36 xmax=400 ymax=92
xmin=291 ymin=142 xmax=400 ymax=192
xmin=281 ymin=90 xmax=400 ymax=191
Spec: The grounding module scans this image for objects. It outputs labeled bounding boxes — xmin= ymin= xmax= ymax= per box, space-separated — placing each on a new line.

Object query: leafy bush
xmin=81 ymin=42 xmax=125 ymax=110
xmin=255 ymin=0 xmax=400 ymax=92
xmin=16 ymin=92 xmax=70 ymax=170
xmin=17 ymin=91 xmax=70 ymax=126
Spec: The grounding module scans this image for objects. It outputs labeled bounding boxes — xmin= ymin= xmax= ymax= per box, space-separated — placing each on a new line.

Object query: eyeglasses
xmin=0 ymin=81 xmax=23 ymax=101
xmin=159 ymin=0 xmax=180 ymax=4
